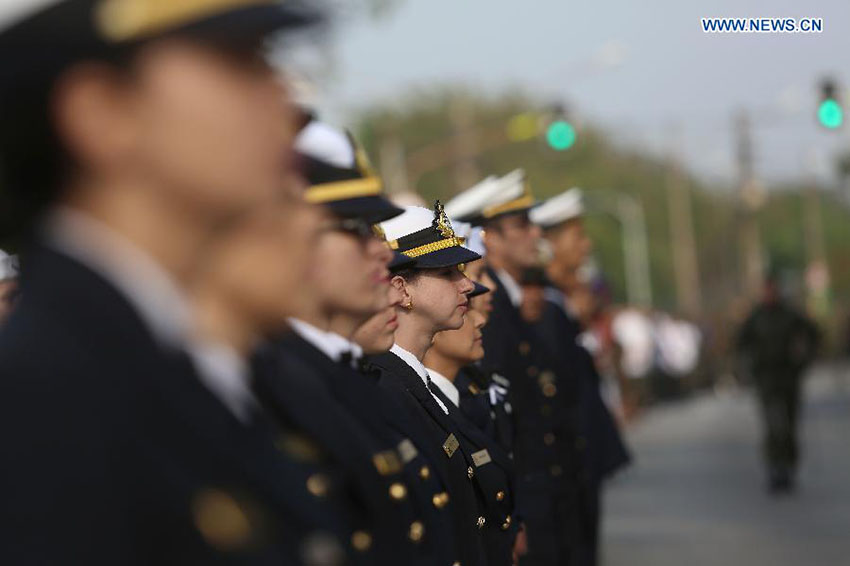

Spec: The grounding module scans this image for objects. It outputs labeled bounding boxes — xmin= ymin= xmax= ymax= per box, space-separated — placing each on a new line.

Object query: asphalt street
xmin=602 ymin=363 xmax=850 ymax=566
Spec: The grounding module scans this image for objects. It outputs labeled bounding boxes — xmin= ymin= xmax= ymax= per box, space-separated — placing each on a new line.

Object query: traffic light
xmin=545 ymin=120 xmax=576 ymax=151
xmin=505 ymin=105 xmax=577 ymax=151
xmin=544 ymin=104 xmax=576 ymax=151
xmin=818 ymin=79 xmax=843 ymax=130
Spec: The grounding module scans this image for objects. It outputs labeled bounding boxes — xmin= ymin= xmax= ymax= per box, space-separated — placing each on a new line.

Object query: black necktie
xmin=339 ymin=351 xmax=353 ymax=367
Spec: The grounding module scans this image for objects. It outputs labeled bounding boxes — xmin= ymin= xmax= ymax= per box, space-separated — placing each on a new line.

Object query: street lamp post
xmin=585 ymin=190 xmax=653 ymax=308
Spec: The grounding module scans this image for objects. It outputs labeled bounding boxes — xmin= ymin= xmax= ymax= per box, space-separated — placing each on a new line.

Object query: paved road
xmin=602 ymin=363 xmax=850 ymax=566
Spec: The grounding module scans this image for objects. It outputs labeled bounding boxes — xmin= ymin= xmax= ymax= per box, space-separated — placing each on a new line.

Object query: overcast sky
xmin=309 ymin=0 xmax=850 ymax=187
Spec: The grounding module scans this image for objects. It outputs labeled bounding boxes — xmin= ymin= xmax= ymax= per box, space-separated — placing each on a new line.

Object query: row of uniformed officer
xmin=443 ymin=173 xmax=632 ymax=566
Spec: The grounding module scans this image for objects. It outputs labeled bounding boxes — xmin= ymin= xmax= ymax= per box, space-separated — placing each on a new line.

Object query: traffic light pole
xmin=666 ymin=126 xmax=703 ymax=317
xmin=585 ymin=190 xmax=653 ymax=308
xmin=734 ymin=109 xmax=765 ymax=300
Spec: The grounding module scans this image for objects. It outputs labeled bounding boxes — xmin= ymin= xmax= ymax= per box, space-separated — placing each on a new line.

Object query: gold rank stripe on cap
xmin=442 ymin=433 xmax=459 ymax=458
xmin=304 ymin=177 xmax=384 ymax=204
xmin=96 ymin=0 xmax=275 ymax=42
xmin=471 ymin=448 xmax=491 ymax=467
xmin=482 ymin=193 xmax=535 ymax=219
xmin=397 ymin=237 xmax=465 ymax=259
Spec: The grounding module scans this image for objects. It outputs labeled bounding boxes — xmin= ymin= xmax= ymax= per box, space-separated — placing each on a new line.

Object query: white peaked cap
xmin=495 ymin=168 xmax=527 ymax=198
xmin=295 ymin=120 xmax=355 ymax=168
xmin=0 ymin=0 xmax=57 ymax=32
xmin=530 ymin=188 xmax=584 ymax=229
xmin=444 ymin=175 xmax=499 ymax=220
xmin=445 ymin=169 xmax=530 ymax=223
xmin=452 ymin=220 xmax=486 ymax=257
xmin=379 ymin=206 xmax=434 ymax=241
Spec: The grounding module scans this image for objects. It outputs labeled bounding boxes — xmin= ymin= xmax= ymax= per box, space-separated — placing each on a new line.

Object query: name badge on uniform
xmin=397 ymin=439 xmax=419 ymax=464
xmin=471 ymin=449 xmax=492 ymax=467
xmin=442 ymin=434 xmax=459 ymax=458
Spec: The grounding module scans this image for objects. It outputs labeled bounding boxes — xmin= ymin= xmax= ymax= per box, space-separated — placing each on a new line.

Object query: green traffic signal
xmin=818 ymin=98 xmax=843 ymax=129
xmin=546 ymin=120 xmax=576 ymax=151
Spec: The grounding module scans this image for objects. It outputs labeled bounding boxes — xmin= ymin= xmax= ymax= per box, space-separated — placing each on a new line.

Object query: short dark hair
xmin=482 ymin=210 xmax=530 ymax=234
xmin=392 ymin=268 xmax=422 ymax=284
xmin=0 ymin=49 xmax=135 ymax=245
xmin=0 ymin=76 xmax=66 ymax=244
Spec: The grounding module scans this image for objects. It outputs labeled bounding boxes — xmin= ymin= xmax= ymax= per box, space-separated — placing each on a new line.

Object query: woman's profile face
xmin=431 ymin=308 xmax=486 ymax=365
xmin=402 ymin=265 xmax=475 ymax=332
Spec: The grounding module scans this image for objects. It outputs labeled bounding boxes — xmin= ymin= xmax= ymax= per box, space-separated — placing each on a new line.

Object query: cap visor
xmin=469 ymin=281 xmax=491 ymax=298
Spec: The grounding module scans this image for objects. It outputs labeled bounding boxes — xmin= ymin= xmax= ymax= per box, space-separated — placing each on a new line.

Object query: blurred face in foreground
xmin=353 ymin=281 xmax=405 ymax=354
xmin=199 ymin=179 xmax=320 ymax=336
xmin=56 ymin=37 xmax=294 ymax=219
xmin=429 ymin=308 xmax=487 ymax=367
xmin=309 ymin=212 xmax=393 ymax=322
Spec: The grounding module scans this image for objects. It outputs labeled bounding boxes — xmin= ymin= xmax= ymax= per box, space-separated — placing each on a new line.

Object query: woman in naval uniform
xmin=367 ymin=202 xmax=513 ymax=566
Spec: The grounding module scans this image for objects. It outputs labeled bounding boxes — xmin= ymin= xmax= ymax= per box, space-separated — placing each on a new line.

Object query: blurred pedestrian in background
xmin=736 ymin=275 xmax=820 ymax=494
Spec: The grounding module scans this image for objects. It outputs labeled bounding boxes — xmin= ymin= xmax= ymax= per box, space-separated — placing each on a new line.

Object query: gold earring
xmin=403 ymin=299 xmax=414 ymax=311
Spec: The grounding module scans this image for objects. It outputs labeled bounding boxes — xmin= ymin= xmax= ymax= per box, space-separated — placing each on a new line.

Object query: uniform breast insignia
xmin=372 ymin=450 xmax=403 ymax=476
xmin=397 ymin=438 xmax=419 ymax=464
xmin=471 ymin=449 xmax=492 ymax=467
xmin=538 ymin=371 xmax=557 ymax=398
xmin=491 ymin=373 xmax=510 ymax=388
xmin=467 ymin=383 xmax=481 ymax=394
xmin=191 ymin=488 xmax=257 ymax=551
xmin=442 ymin=433 xmax=460 ymax=458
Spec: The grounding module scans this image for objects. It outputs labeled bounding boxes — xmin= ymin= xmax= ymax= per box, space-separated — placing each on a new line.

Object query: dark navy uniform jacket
xmin=258 ymin=333 xmax=460 ymax=566
xmin=537 ymin=287 xmax=631 ymax=566
xmin=538 ymin=288 xmax=631 ymax=485
xmin=426 ymin=377 xmax=520 ymax=566
xmin=456 ymin=365 xmax=515 ymax=456
xmin=480 ymin=269 xmax=582 ymax=492
xmin=480 ymin=268 xmax=587 ymax=566
xmin=371 ymin=350 xmax=519 ymax=566
xmin=0 ymin=245 xmax=356 ymax=566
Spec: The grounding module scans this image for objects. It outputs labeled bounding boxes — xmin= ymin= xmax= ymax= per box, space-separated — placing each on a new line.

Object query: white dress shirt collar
xmin=44 ymin=206 xmax=192 ymax=349
xmin=43 ymin=208 xmax=257 ymax=424
xmin=391 ymin=344 xmax=449 ymax=414
xmin=186 ymin=339 xmax=257 ymax=424
xmin=425 ymin=368 xmax=460 ymax=408
xmin=289 ymin=318 xmax=361 ymax=364
xmin=495 ymin=269 xmax=523 ymax=308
